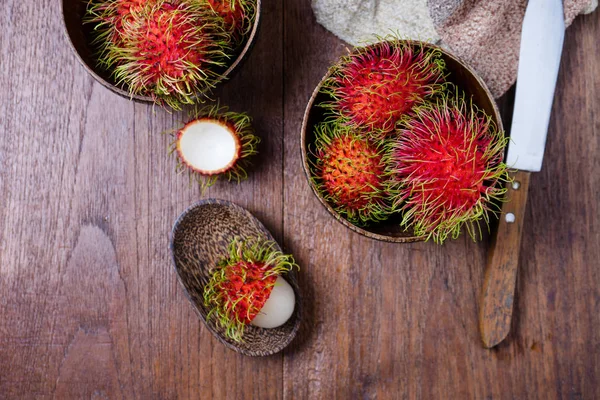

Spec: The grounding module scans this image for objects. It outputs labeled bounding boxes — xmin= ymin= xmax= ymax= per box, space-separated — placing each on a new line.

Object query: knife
xmin=479 ymin=0 xmax=565 ymax=348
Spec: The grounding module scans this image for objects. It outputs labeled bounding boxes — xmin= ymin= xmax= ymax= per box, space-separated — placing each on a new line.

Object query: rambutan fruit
xmin=85 ymin=0 xmax=233 ymax=109
xmin=322 ymin=38 xmax=447 ymax=138
xmin=310 ymin=122 xmax=392 ymax=225
xmin=168 ymin=103 xmax=259 ymax=191
xmin=205 ymin=0 xmax=256 ymax=40
xmin=85 ymin=0 xmax=149 ymax=46
xmin=203 ymin=238 xmax=298 ymax=342
xmin=385 ymin=95 xmax=509 ymax=243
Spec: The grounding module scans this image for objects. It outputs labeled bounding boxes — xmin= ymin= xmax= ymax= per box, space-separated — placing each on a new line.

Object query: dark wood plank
xmin=0 ymin=0 xmax=598 ymax=398
xmin=0 ymin=0 xmax=284 ymax=398
xmin=282 ymin=1 xmax=600 ymax=399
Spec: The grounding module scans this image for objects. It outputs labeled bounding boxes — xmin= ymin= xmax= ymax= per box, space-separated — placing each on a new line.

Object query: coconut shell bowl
xmin=170 ymin=199 xmax=302 ymax=356
xmin=301 ymin=40 xmax=503 ymax=243
xmin=61 ymin=0 xmax=261 ymax=103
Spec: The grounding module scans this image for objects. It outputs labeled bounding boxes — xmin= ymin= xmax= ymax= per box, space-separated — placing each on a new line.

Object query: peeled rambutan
xmin=385 ymin=95 xmax=509 ymax=243
xmin=86 ymin=0 xmax=233 ymax=109
xmin=168 ymin=103 xmax=259 ymax=191
xmin=322 ymin=38 xmax=447 ymax=138
xmin=311 ymin=122 xmax=392 ymax=225
xmin=203 ymin=238 xmax=298 ymax=342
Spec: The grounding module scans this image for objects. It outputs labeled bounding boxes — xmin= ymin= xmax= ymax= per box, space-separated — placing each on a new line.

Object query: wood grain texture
xmin=0 ymin=0 xmax=598 ymax=399
xmin=480 ymin=170 xmax=531 ymax=348
xmin=0 ymin=0 xmax=284 ymax=398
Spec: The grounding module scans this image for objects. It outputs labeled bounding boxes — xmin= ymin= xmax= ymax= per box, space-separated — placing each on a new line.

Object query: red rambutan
xmin=203 ymin=238 xmax=298 ymax=342
xmin=322 ymin=38 xmax=447 ymax=138
xmin=86 ymin=0 xmax=233 ymax=109
xmin=205 ymin=0 xmax=255 ymax=40
xmin=311 ymin=122 xmax=392 ymax=225
xmin=386 ymin=95 xmax=508 ymax=243
xmin=86 ymin=0 xmax=148 ymax=46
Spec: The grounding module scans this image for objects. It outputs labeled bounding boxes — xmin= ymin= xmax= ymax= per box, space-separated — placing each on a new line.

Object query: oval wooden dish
xmin=61 ymin=0 xmax=261 ymax=103
xmin=170 ymin=199 xmax=302 ymax=356
xmin=301 ymin=40 xmax=502 ymax=243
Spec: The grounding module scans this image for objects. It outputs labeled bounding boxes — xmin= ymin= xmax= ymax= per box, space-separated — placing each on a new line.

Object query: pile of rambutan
xmin=311 ymin=37 xmax=509 ymax=243
xmin=85 ymin=0 xmax=257 ymax=109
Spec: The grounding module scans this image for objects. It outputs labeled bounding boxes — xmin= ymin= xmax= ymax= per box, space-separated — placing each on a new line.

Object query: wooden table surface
xmin=1 ymin=1 xmax=599 ymax=399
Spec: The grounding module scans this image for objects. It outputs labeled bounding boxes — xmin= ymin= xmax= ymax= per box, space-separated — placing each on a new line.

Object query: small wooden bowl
xmin=170 ymin=199 xmax=302 ymax=356
xmin=301 ymin=41 xmax=502 ymax=243
xmin=61 ymin=0 xmax=261 ymax=103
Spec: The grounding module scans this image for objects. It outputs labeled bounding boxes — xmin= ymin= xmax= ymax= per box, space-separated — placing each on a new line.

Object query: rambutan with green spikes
xmin=385 ymin=94 xmax=509 ymax=243
xmin=310 ymin=122 xmax=392 ymax=225
xmin=321 ymin=38 xmax=447 ymax=138
xmin=85 ymin=0 xmax=234 ymax=109
xmin=85 ymin=0 xmax=148 ymax=47
xmin=168 ymin=103 xmax=260 ymax=191
xmin=205 ymin=0 xmax=256 ymax=40
xmin=203 ymin=238 xmax=298 ymax=343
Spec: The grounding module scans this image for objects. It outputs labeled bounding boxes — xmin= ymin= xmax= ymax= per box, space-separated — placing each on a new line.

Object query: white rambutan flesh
xmin=177 ymin=119 xmax=240 ymax=175
xmin=250 ymin=276 xmax=296 ymax=329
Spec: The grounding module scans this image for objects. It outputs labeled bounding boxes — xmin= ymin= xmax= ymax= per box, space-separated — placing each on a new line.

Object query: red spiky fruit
xmin=169 ymin=104 xmax=259 ymax=191
xmin=206 ymin=0 xmax=255 ymax=39
xmin=323 ymin=38 xmax=447 ymax=138
xmin=86 ymin=0 xmax=148 ymax=46
xmin=386 ymin=96 xmax=508 ymax=243
xmin=203 ymin=238 xmax=298 ymax=342
xmin=311 ymin=122 xmax=391 ymax=225
xmin=86 ymin=0 xmax=233 ymax=109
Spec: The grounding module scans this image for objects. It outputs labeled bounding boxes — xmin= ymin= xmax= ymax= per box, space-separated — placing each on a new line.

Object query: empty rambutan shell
xmin=310 ymin=122 xmax=392 ymax=225
xmin=386 ymin=94 xmax=509 ymax=243
xmin=322 ymin=37 xmax=447 ymax=138
xmin=169 ymin=104 xmax=259 ymax=190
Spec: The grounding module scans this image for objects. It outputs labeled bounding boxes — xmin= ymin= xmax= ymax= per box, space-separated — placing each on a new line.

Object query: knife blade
xmin=507 ymin=0 xmax=565 ymax=172
xmin=479 ymin=0 xmax=565 ymax=348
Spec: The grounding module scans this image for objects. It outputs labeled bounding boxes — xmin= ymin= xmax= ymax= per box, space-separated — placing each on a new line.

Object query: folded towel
xmin=313 ymin=0 xmax=598 ymax=97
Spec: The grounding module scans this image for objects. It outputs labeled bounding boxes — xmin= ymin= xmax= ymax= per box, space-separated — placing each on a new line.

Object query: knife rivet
xmin=512 ymin=181 xmax=521 ymax=190
xmin=506 ymin=213 xmax=516 ymax=223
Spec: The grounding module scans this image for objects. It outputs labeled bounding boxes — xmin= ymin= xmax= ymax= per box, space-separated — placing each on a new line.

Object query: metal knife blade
xmin=479 ymin=0 xmax=566 ymax=348
xmin=506 ymin=0 xmax=565 ymax=172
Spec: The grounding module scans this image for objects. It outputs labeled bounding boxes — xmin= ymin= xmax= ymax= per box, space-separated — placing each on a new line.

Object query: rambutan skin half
xmin=385 ymin=96 xmax=509 ymax=243
xmin=169 ymin=103 xmax=260 ymax=190
xmin=311 ymin=122 xmax=392 ymax=225
xmin=175 ymin=117 xmax=242 ymax=176
xmin=322 ymin=38 xmax=447 ymax=137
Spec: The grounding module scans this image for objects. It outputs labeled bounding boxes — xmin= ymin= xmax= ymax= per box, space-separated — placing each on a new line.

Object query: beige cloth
xmin=312 ymin=0 xmax=597 ymax=98
xmin=432 ymin=0 xmax=597 ymax=97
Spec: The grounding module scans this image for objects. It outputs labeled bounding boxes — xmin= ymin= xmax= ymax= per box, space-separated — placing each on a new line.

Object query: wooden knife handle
xmin=479 ymin=170 xmax=531 ymax=348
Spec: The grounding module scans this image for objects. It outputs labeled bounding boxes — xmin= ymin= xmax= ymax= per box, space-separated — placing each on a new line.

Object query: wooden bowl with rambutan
xmin=301 ymin=38 xmax=508 ymax=244
xmin=61 ymin=0 xmax=261 ymax=110
xmin=170 ymin=199 xmax=302 ymax=356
